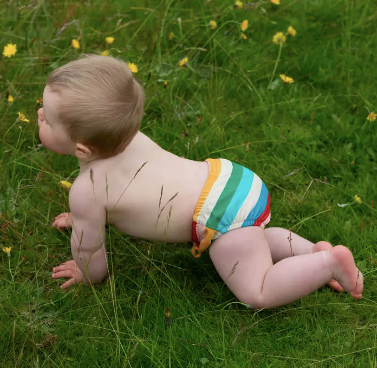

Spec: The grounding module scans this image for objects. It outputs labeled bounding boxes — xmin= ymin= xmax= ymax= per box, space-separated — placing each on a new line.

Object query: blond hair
xmin=47 ymin=55 xmax=144 ymax=158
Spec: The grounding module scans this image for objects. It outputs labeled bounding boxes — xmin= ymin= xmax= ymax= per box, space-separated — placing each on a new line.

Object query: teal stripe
xmin=206 ymin=162 xmax=244 ymax=230
xmin=217 ymin=167 xmax=254 ymax=233
xmin=241 ymin=181 xmax=268 ymax=227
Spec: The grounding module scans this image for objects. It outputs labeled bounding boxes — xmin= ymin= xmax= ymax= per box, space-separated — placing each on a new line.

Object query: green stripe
xmin=206 ymin=162 xmax=244 ymax=230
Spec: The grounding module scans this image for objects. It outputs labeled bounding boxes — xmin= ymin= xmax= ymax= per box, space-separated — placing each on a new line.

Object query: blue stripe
xmin=217 ymin=166 xmax=255 ymax=233
xmin=241 ymin=181 xmax=268 ymax=227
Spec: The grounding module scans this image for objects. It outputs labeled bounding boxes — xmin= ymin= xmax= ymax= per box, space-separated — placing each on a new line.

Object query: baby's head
xmin=37 ymin=55 xmax=144 ymax=159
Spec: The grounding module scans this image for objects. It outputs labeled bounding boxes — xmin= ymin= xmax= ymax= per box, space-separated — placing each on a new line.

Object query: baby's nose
xmin=37 ymin=108 xmax=43 ymax=120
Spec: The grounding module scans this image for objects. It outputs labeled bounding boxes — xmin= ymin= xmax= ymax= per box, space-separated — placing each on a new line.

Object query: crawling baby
xmin=36 ymin=55 xmax=363 ymax=309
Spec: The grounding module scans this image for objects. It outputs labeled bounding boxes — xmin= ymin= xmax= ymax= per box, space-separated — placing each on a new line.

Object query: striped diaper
xmin=191 ymin=158 xmax=271 ymax=258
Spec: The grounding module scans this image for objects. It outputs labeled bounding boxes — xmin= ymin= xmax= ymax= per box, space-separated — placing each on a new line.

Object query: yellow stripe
xmin=193 ymin=159 xmax=221 ymax=222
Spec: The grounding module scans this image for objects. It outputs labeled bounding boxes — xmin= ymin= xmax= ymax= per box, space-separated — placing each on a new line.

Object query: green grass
xmin=1 ymin=0 xmax=377 ymax=366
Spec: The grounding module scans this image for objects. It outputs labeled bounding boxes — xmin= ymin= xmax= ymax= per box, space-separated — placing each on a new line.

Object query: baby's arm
xmin=69 ymin=183 xmax=108 ymax=284
xmin=52 ymin=180 xmax=108 ymax=288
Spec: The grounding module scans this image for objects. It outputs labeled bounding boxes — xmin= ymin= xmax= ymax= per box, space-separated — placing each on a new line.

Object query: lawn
xmin=1 ymin=0 xmax=377 ymax=367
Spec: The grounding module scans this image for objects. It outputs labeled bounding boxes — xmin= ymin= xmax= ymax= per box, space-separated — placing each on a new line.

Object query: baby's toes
xmin=328 ymin=279 xmax=343 ymax=292
xmin=351 ymin=268 xmax=363 ymax=298
xmin=314 ymin=241 xmax=333 ymax=253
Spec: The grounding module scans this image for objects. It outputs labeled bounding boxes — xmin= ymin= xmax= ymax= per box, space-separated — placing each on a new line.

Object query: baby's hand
xmin=52 ymin=213 xmax=72 ymax=230
xmin=52 ymin=260 xmax=84 ymax=289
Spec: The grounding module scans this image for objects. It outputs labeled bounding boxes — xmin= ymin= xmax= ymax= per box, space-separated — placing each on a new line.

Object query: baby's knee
xmin=238 ymin=295 xmax=273 ymax=310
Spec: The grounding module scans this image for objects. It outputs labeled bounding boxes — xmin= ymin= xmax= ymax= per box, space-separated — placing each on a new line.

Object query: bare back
xmin=72 ymin=132 xmax=208 ymax=243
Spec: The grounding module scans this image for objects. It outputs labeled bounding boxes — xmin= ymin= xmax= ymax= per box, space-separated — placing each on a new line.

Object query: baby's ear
xmin=75 ymin=143 xmax=92 ymax=159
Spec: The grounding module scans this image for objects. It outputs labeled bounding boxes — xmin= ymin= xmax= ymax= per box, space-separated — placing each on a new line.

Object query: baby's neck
xmin=77 ymin=131 xmax=168 ymax=168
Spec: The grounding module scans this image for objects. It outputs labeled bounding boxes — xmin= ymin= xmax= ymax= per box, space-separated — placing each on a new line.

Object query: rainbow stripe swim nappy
xmin=192 ymin=158 xmax=271 ymax=258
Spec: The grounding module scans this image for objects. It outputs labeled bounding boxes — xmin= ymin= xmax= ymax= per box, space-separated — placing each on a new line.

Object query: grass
xmin=1 ymin=0 xmax=377 ymax=366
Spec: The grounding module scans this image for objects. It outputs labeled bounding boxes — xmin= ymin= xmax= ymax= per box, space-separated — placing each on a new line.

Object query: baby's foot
xmin=313 ymin=241 xmax=343 ymax=292
xmin=330 ymin=245 xmax=363 ymax=299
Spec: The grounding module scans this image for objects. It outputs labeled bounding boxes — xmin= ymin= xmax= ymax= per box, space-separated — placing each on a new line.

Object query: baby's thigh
xmin=209 ymin=227 xmax=273 ymax=300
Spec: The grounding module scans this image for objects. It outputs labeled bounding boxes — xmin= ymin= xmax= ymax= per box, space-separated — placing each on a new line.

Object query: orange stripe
xmin=198 ymin=227 xmax=216 ymax=253
xmin=191 ymin=227 xmax=216 ymax=258
xmin=193 ymin=159 xmax=221 ymax=222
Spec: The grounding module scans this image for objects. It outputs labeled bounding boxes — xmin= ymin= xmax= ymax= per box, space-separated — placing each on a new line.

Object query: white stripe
xmin=213 ymin=230 xmax=222 ymax=240
xmin=197 ymin=159 xmax=233 ymax=225
xmin=227 ymin=174 xmax=262 ymax=231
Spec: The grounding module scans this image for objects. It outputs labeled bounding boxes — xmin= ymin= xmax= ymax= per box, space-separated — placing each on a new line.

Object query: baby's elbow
xmin=83 ymin=270 xmax=107 ymax=285
xmin=92 ymin=270 xmax=108 ymax=284
xmin=79 ymin=259 xmax=108 ymax=285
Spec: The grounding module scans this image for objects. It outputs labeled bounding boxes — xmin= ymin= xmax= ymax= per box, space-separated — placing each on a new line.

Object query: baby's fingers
xmin=55 ymin=213 xmax=68 ymax=220
xmin=52 ymin=218 xmax=70 ymax=230
xmin=51 ymin=219 xmax=60 ymax=228
xmin=53 ymin=262 xmax=74 ymax=272
xmin=52 ymin=218 xmax=62 ymax=227
xmin=60 ymin=278 xmax=78 ymax=289
xmin=52 ymin=270 xmax=74 ymax=279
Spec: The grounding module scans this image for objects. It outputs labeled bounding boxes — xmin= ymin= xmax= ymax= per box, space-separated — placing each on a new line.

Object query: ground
xmin=1 ymin=0 xmax=377 ymax=367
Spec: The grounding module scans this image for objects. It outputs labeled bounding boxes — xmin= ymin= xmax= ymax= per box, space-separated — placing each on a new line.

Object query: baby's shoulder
xmin=69 ymin=165 xmax=107 ymax=214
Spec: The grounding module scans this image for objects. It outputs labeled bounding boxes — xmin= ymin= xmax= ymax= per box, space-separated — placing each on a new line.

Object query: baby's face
xmin=37 ymin=86 xmax=75 ymax=155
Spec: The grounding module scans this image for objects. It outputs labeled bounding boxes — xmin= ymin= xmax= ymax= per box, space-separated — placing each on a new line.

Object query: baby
xmin=37 ymin=55 xmax=363 ymax=309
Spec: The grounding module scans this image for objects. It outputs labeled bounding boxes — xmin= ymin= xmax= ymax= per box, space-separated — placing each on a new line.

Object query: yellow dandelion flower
xmin=241 ymin=33 xmax=248 ymax=40
xmin=241 ymin=20 xmax=249 ymax=32
xmin=101 ymin=50 xmax=109 ymax=56
xmin=36 ymin=98 xmax=43 ymax=104
xmin=163 ymin=81 xmax=168 ymax=88
xmin=273 ymin=32 xmax=286 ymax=45
xmin=209 ymin=20 xmax=217 ymax=30
xmin=235 ymin=1 xmax=243 ymax=8
xmin=59 ymin=181 xmax=72 ymax=190
xmin=3 ymin=43 xmax=17 ymax=58
xmin=17 ymin=112 xmax=29 ymax=123
xmin=366 ymin=112 xmax=376 ymax=122
xmin=7 ymin=94 xmax=14 ymax=103
xmin=287 ymin=25 xmax=297 ymax=37
xmin=179 ymin=57 xmax=188 ymax=68
xmin=71 ymin=39 xmax=80 ymax=49
xmin=280 ymin=74 xmax=294 ymax=84
xmin=271 ymin=0 xmax=280 ymax=4
xmin=128 ymin=62 xmax=138 ymax=74
xmin=2 ymin=247 xmax=12 ymax=254
xmin=106 ymin=37 xmax=115 ymax=44
xmin=169 ymin=32 xmax=175 ymax=40
xmin=354 ymin=195 xmax=362 ymax=204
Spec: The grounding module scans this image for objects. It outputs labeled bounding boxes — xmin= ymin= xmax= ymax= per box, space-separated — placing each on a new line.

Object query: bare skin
xmin=39 ymin=85 xmax=363 ymax=307
xmin=209 ymin=227 xmax=362 ymax=309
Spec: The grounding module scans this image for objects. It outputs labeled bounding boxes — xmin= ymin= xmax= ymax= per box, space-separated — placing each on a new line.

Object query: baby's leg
xmin=209 ymin=227 xmax=363 ymax=309
xmin=265 ymin=227 xmax=332 ymax=261
xmin=264 ymin=227 xmax=342 ymax=291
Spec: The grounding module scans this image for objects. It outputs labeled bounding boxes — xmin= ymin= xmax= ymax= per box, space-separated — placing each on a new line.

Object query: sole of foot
xmin=331 ymin=245 xmax=363 ymax=299
xmin=313 ymin=241 xmax=343 ymax=292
